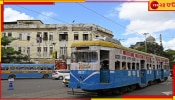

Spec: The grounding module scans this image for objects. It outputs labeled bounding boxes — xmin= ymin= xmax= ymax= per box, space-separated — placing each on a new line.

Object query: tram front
xmin=69 ymin=44 xmax=102 ymax=90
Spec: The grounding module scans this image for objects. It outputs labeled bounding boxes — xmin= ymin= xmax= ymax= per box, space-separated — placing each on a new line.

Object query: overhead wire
xmin=75 ymin=3 xmax=138 ymax=34
xmin=15 ymin=5 xmax=68 ymax=24
xmin=15 ymin=4 xmax=137 ymax=34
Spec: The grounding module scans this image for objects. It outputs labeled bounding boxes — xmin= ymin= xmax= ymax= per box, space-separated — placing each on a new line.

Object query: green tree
xmin=135 ymin=42 xmax=164 ymax=56
xmin=146 ymin=43 xmax=164 ymax=56
xmin=163 ymin=49 xmax=175 ymax=68
xmin=134 ymin=42 xmax=175 ymax=68
xmin=1 ymin=36 xmax=30 ymax=63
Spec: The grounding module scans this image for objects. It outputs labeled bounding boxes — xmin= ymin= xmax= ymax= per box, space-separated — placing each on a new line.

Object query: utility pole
xmin=143 ymin=33 xmax=149 ymax=52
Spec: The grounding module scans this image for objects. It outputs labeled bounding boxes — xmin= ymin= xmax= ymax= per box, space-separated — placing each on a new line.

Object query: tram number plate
xmin=78 ymin=71 xmax=85 ymax=74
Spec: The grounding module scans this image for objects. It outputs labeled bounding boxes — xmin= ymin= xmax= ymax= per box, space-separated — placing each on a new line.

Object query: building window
xmin=27 ymin=33 xmax=30 ymax=41
xmin=74 ymin=34 xmax=79 ymax=40
xmin=49 ymin=47 xmax=53 ymax=55
xmin=27 ymin=47 xmax=30 ymax=56
xmin=83 ymin=34 xmax=88 ymax=41
xmin=59 ymin=32 xmax=68 ymax=41
xmin=49 ymin=32 xmax=53 ymax=41
xmin=36 ymin=32 xmax=42 ymax=43
xmin=23 ymin=47 xmax=26 ymax=53
xmin=37 ymin=47 xmax=41 ymax=56
xmin=43 ymin=47 xmax=47 ymax=57
xmin=60 ymin=47 xmax=67 ymax=56
xmin=2 ymin=32 xmax=6 ymax=37
xmin=8 ymin=32 xmax=12 ymax=40
xmin=43 ymin=32 xmax=48 ymax=41
xmin=18 ymin=47 xmax=21 ymax=53
xmin=8 ymin=32 xmax=12 ymax=37
xmin=37 ymin=47 xmax=41 ymax=52
xmin=19 ymin=33 xmax=22 ymax=40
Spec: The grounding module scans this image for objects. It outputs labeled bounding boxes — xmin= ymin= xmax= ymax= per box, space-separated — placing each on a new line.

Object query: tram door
xmin=100 ymin=50 xmax=110 ymax=83
xmin=141 ymin=60 xmax=146 ymax=83
xmin=160 ymin=62 xmax=164 ymax=79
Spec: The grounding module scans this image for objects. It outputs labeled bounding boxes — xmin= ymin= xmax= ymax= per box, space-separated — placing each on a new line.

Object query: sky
xmin=4 ymin=1 xmax=175 ymax=50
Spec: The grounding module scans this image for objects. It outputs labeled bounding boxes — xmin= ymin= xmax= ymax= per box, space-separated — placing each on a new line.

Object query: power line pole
xmin=143 ymin=33 xmax=149 ymax=52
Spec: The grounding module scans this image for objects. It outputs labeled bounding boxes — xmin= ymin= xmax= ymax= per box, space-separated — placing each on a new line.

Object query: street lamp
xmin=143 ymin=33 xmax=149 ymax=52
xmin=52 ymin=42 xmax=57 ymax=59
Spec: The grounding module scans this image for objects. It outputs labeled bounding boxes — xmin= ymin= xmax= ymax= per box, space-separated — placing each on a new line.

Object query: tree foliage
xmin=1 ymin=36 xmax=30 ymax=63
xmin=163 ymin=49 xmax=175 ymax=68
xmin=135 ymin=43 xmax=164 ymax=56
xmin=134 ymin=42 xmax=175 ymax=68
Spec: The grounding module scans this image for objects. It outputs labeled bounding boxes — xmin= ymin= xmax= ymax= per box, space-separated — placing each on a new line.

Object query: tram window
xmin=115 ymin=61 xmax=120 ymax=70
xmin=136 ymin=63 xmax=139 ymax=70
xmin=132 ymin=63 xmax=135 ymax=70
xmin=127 ymin=57 xmax=131 ymax=60
xmin=147 ymin=64 xmax=149 ymax=69
xmin=101 ymin=60 xmax=109 ymax=70
xmin=122 ymin=56 xmax=126 ymax=60
xmin=88 ymin=52 xmax=98 ymax=62
xmin=115 ymin=55 xmax=120 ymax=59
xmin=128 ymin=63 xmax=131 ymax=70
xmin=153 ymin=65 xmax=155 ymax=69
xmin=72 ymin=52 xmax=97 ymax=63
xmin=132 ymin=58 xmax=135 ymax=61
xmin=150 ymin=64 xmax=152 ymax=69
xmin=141 ymin=65 xmax=144 ymax=69
xmin=122 ymin=62 xmax=126 ymax=70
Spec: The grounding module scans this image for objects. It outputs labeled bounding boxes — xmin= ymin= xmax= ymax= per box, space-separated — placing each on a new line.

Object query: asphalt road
xmin=1 ymin=77 xmax=173 ymax=98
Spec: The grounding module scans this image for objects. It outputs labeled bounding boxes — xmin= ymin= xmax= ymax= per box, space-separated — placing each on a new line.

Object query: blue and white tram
xmin=69 ymin=40 xmax=170 ymax=94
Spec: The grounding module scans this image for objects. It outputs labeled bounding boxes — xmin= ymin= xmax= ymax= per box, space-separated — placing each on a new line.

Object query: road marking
xmin=161 ymin=91 xmax=172 ymax=95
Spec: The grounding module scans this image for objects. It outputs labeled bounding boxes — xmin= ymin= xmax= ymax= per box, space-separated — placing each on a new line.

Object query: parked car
xmin=62 ymin=75 xmax=70 ymax=87
xmin=52 ymin=70 xmax=70 ymax=80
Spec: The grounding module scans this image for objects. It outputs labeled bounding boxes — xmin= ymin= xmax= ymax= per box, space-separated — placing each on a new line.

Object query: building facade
xmin=3 ymin=20 xmax=114 ymax=65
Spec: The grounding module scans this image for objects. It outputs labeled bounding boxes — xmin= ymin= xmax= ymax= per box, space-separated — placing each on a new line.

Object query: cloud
xmin=108 ymin=2 xmax=175 ymax=50
xmin=121 ymin=36 xmax=144 ymax=47
xmin=4 ymin=7 xmax=34 ymax=22
xmin=163 ymin=38 xmax=175 ymax=50
xmin=116 ymin=3 xmax=175 ymax=35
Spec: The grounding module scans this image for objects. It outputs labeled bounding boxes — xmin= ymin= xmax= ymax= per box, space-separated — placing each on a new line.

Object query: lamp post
xmin=52 ymin=42 xmax=56 ymax=59
xmin=143 ymin=33 xmax=149 ymax=52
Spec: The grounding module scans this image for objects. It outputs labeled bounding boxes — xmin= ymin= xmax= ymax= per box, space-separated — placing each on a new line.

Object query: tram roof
xmin=71 ymin=40 xmax=168 ymax=59
xmin=72 ymin=40 xmax=149 ymax=55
